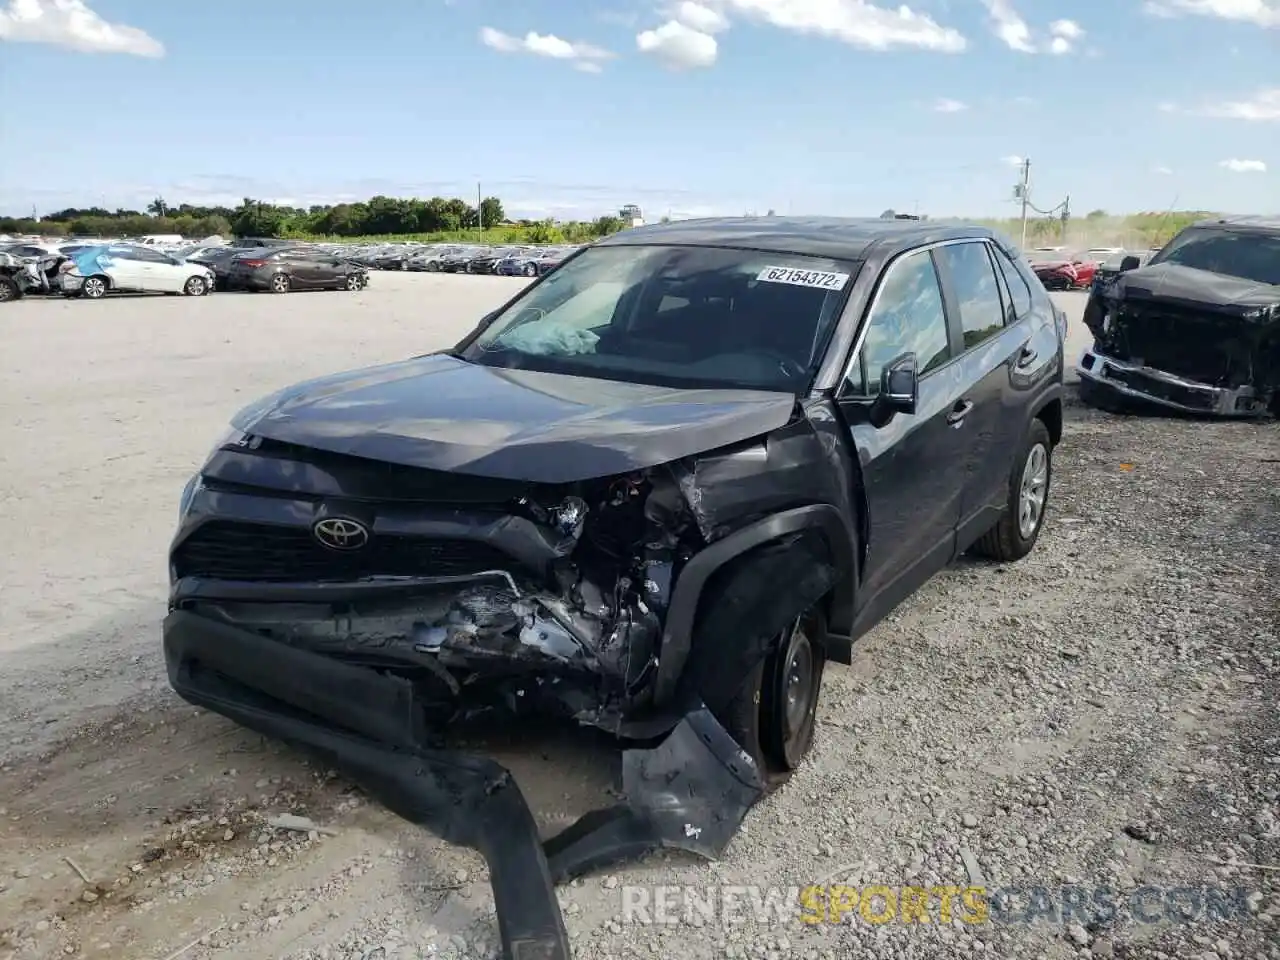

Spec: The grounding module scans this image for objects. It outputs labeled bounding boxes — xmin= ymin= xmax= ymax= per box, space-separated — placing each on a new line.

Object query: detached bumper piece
xmin=163 ymin=610 xmax=764 ymax=960
xmin=1077 ymin=349 xmax=1270 ymax=417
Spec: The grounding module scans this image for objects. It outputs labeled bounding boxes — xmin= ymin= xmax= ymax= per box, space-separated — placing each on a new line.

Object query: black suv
xmin=1079 ymin=216 xmax=1280 ymax=417
xmin=164 ymin=217 xmax=1065 ymax=958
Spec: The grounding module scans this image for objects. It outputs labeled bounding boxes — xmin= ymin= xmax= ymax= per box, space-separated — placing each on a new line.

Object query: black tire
xmin=523 ymin=263 xmax=537 ymax=277
xmin=425 ymin=260 xmax=439 ymax=272
xmin=269 ymin=273 xmax=291 ymax=294
xmin=0 ymin=274 xmax=21 ymax=302
xmin=969 ymin=418 xmax=1052 ymax=562
xmin=715 ymin=608 xmax=827 ymax=783
xmin=82 ymin=275 xmax=109 ymax=299
xmin=183 ymin=276 xmax=208 ymax=296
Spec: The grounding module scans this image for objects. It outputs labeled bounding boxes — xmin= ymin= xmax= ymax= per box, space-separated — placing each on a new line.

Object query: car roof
xmin=594 ymin=215 xmax=1000 ymax=260
xmin=1189 ymin=215 xmax=1280 ymax=235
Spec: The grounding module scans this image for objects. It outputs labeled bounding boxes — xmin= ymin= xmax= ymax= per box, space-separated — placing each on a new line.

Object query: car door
xmin=930 ymin=239 xmax=1029 ymax=542
xmin=836 ymin=246 xmax=974 ymax=630
xmin=150 ymin=251 xmax=190 ymax=292
xmin=101 ymin=246 xmax=148 ymax=290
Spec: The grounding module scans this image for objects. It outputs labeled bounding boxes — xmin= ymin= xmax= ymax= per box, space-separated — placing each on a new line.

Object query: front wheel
xmin=0 ymin=275 xmax=21 ymax=302
xmin=523 ymin=263 xmax=537 ymax=277
xmin=184 ymin=276 xmax=208 ymax=296
xmin=969 ymin=418 xmax=1052 ymax=562
xmin=715 ymin=609 xmax=826 ymax=782
xmin=82 ymin=275 xmax=109 ymax=299
xmin=269 ymin=273 xmax=291 ymax=294
xmin=343 ymin=273 xmax=362 ymax=291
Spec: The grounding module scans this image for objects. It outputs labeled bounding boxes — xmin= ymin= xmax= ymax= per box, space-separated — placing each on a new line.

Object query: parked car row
xmin=340 ymin=242 xmax=579 ymax=276
xmin=0 ymin=238 xmax=370 ymax=299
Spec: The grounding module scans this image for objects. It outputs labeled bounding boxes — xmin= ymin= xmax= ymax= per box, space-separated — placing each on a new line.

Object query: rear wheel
xmin=0 ymin=275 xmax=20 ymax=302
xmin=715 ymin=608 xmax=826 ymax=782
xmin=969 ymin=418 xmax=1052 ymax=562
xmin=343 ymin=273 xmax=362 ymax=291
xmin=269 ymin=273 xmax=291 ymax=294
xmin=523 ymin=263 xmax=537 ymax=277
xmin=183 ymin=276 xmax=208 ymax=296
xmin=425 ymin=260 xmax=440 ymax=272
xmin=82 ymin=275 xmax=109 ymax=299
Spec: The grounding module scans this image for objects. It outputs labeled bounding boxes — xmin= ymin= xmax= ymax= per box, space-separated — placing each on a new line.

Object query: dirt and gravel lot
xmin=1 ymin=274 xmax=1276 ymax=960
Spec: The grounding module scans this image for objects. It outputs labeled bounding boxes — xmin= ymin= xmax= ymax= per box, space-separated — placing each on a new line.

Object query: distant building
xmin=620 ymin=204 xmax=644 ymax=227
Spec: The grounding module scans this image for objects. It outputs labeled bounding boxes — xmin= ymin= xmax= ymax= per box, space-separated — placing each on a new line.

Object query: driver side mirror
xmin=1118 ymin=255 xmax=1140 ymax=272
xmin=879 ymin=353 xmax=918 ymax=415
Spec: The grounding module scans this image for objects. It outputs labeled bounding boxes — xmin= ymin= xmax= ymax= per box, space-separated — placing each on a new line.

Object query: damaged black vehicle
xmin=1079 ymin=216 xmax=1280 ymax=417
xmin=163 ymin=217 xmax=1065 ymax=959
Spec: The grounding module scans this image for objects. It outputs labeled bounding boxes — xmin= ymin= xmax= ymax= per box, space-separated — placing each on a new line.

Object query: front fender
xmin=651 ymin=504 xmax=855 ymax=706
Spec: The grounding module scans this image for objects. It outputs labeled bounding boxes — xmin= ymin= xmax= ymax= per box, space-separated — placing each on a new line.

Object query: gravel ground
xmin=0 ymin=274 xmax=1276 ymax=960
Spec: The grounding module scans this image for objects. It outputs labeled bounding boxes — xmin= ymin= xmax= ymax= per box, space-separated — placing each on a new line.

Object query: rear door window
xmin=934 ymin=241 xmax=1007 ymax=350
xmin=991 ymin=245 xmax=1033 ymax=320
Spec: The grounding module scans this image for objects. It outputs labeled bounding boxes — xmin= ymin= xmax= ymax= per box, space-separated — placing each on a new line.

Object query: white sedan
xmin=61 ymin=243 xmax=215 ymax=299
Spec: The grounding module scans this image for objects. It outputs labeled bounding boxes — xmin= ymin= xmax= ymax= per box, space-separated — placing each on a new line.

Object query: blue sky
xmin=0 ymin=0 xmax=1276 ymax=221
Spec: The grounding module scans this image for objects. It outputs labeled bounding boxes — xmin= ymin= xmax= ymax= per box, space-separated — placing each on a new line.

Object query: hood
xmin=230 ymin=353 xmax=798 ymax=483
xmin=1108 ymin=262 xmax=1280 ymax=317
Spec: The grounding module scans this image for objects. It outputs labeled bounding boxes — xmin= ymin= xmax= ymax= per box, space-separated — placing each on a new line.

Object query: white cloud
xmin=1219 ymin=158 xmax=1267 ymax=172
xmin=667 ymin=1 xmax=729 ymax=33
xmin=1048 ymin=18 xmax=1084 ymax=54
xmin=982 ymin=1 xmax=1085 ymax=53
xmin=637 ymin=19 xmax=718 ymax=68
xmin=1001 ymin=155 xmax=1025 ymax=166
xmin=1201 ymin=88 xmax=1280 ymax=121
xmin=933 ymin=97 xmax=967 ymax=113
xmin=479 ymin=26 xmax=614 ymax=71
xmin=716 ymin=0 xmax=966 ymax=52
xmin=1143 ymin=0 xmax=1280 ymax=27
xmin=982 ymin=0 xmax=1034 ymax=51
xmin=0 ymin=0 xmax=163 ymax=56
xmin=1157 ymin=101 xmax=1178 ymax=113
xmin=1153 ymin=165 xmax=1174 ymax=175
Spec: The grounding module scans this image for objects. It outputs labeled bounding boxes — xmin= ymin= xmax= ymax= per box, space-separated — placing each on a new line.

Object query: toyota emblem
xmin=313 ymin=517 xmax=370 ymax=550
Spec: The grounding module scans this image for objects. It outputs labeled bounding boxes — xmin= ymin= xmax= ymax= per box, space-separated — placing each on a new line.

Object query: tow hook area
xmin=163 ymin=611 xmax=765 ymax=960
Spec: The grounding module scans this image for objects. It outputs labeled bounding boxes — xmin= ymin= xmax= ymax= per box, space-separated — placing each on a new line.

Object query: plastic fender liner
xmin=543 ymin=704 xmax=765 ymax=882
xmin=651 ymin=504 xmax=854 ymax=706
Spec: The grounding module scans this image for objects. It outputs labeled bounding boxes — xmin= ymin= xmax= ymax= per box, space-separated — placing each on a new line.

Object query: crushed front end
xmin=163 ymin=433 xmax=782 ymax=959
xmin=1079 ymin=279 xmax=1280 ymax=418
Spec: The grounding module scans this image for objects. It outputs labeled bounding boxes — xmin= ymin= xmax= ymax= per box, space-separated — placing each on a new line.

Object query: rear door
xmin=102 ymin=247 xmax=148 ymax=290
xmin=836 ymin=246 xmax=972 ymax=628
xmin=936 ymin=239 xmax=1058 ymax=549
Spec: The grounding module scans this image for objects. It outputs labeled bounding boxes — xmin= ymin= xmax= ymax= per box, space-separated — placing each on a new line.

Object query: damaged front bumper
xmin=163 ymin=609 xmax=765 ymax=960
xmin=1076 ymin=348 xmax=1272 ymax=417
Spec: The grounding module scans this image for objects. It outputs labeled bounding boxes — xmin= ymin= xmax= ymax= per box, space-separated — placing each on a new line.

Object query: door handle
xmin=1016 ymin=345 xmax=1038 ymax=368
xmin=946 ymin=399 xmax=974 ymax=425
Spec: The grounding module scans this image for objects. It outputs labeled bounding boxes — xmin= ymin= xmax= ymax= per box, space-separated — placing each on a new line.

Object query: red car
xmin=1029 ymin=254 xmax=1099 ymax=291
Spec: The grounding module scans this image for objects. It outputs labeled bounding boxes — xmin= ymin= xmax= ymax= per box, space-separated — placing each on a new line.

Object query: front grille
xmin=173 ymin=520 xmax=517 ymax=582
xmin=1113 ymin=304 xmax=1244 ymax=383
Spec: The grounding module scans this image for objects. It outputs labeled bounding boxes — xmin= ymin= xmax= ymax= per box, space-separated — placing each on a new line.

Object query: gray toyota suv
xmin=164 ymin=217 xmax=1066 ymax=958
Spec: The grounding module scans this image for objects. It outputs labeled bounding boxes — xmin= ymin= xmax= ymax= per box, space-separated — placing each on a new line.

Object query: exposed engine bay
xmin=1080 ymin=263 xmax=1280 ymax=418
xmin=181 ymin=461 xmax=716 ymax=733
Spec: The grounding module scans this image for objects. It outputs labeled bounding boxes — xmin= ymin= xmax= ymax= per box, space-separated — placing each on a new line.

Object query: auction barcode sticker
xmin=756 ymin=265 xmax=850 ymax=290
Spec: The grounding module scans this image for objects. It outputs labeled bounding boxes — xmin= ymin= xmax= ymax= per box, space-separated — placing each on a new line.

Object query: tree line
xmin=0 ymin=194 xmax=632 ymax=242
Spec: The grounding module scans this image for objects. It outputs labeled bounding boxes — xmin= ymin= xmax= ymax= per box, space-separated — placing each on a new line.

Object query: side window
xmin=991 ymin=245 xmax=1034 ymax=319
xmin=934 ymin=241 xmax=1006 ymax=350
xmin=853 ymin=250 xmax=950 ymax=396
xmin=131 ymin=247 xmax=170 ymax=263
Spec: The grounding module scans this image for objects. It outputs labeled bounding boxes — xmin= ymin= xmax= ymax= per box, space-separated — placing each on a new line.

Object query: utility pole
xmin=1060 ymin=194 xmax=1070 ymax=243
xmin=1018 ymin=157 xmax=1031 ymax=250
xmin=477 ymin=182 xmax=482 ymax=236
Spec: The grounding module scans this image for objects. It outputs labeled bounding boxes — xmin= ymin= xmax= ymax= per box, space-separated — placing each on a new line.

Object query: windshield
xmin=1149 ymin=227 xmax=1280 ymax=286
xmin=459 ymin=244 xmax=858 ymax=392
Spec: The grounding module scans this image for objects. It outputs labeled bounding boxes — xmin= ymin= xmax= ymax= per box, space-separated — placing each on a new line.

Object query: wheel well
xmin=1036 ymin=397 xmax=1063 ymax=446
